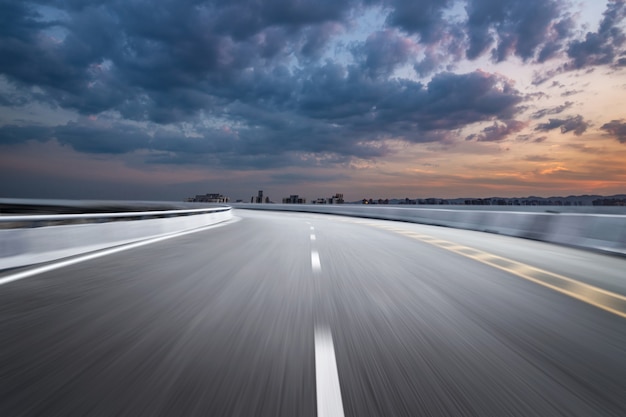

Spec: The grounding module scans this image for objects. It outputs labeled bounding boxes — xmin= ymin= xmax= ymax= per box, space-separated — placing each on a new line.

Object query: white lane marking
xmin=311 ymin=250 xmax=321 ymax=272
xmin=311 ymin=234 xmax=316 ymax=241
xmin=310 ymin=226 xmax=315 ymax=231
xmin=0 ymin=218 xmax=239 ymax=287
xmin=315 ymin=326 xmax=345 ymax=417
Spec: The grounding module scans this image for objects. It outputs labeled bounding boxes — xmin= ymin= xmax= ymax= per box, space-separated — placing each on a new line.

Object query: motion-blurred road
xmin=1 ymin=209 xmax=625 ymax=416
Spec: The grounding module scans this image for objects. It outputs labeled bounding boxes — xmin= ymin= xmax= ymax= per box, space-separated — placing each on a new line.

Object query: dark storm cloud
xmin=464 ymin=0 xmax=566 ymax=61
xmin=216 ymin=68 xmax=523 ymax=160
xmin=1 ymin=0 xmax=306 ymax=121
xmin=601 ymin=119 xmax=626 ymax=143
xmin=385 ymin=0 xmax=454 ymax=43
xmin=465 ymin=120 xmax=525 ymax=142
xmin=299 ymin=23 xmax=344 ymax=60
xmin=297 ymin=67 xmax=524 ymax=137
xmin=0 ymin=2 xmax=52 ymax=49
xmin=0 ymin=0 xmax=621 ymax=170
xmin=531 ymin=101 xmax=574 ymax=119
xmin=53 ymin=121 xmax=153 ymax=154
xmin=566 ymin=1 xmax=626 ymax=69
xmin=355 ymin=30 xmax=415 ymax=78
xmin=0 ymin=121 xmax=151 ymax=154
xmin=531 ymin=1 xmax=626 ymax=83
xmin=409 ymin=71 xmax=524 ymax=126
xmin=0 ymin=67 xmax=524 ymax=166
xmin=537 ymin=17 xmax=576 ymax=63
xmin=535 ymin=115 xmax=589 ymax=136
xmin=211 ymin=0 xmax=357 ymax=40
xmin=0 ymin=124 xmax=51 ymax=144
xmin=382 ymin=0 xmax=573 ymax=70
xmin=150 ymin=126 xmax=239 ymax=155
xmin=382 ymin=0 xmax=582 ymax=67
xmin=0 ymin=120 xmax=151 ymax=154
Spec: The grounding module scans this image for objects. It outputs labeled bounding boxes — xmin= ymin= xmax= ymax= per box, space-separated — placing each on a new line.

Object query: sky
xmin=1 ymin=0 xmax=625 ymax=202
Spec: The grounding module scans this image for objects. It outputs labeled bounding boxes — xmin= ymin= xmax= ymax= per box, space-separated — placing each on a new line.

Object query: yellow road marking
xmin=365 ymin=223 xmax=626 ymax=319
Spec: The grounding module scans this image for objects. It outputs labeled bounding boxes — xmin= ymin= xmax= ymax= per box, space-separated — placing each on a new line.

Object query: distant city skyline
xmin=1 ymin=1 xmax=625 ymax=201
xmin=201 ymin=190 xmax=626 ymax=206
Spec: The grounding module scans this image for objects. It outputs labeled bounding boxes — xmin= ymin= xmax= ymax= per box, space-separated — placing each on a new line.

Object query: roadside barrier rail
xmin=0 ymin=206 xmax=232 ymax=270
xmin=232 ymin=204 xmax=626 ymax=256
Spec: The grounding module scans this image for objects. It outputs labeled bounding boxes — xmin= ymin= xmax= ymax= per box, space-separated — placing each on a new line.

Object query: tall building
xmin=255 ymin=190 xmax=264 ymax=203
xmin=329 ymin=193 xmax=344 ymax=204
xmin=282 ymin=195 xmax=306 ymax=204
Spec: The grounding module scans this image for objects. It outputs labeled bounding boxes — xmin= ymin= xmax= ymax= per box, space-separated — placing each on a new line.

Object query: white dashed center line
xmin=308 ymin=223 xmax=343 ymax=416
xmin=311 ymin=250 xmax=321 ymax=272
xmin=315 ymin=326 xmax=345 ymax=417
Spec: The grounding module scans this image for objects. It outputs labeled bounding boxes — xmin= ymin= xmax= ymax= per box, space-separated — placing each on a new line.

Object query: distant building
xmin=186 ymin=193 xmax=229 ymax=203
xmin=593 ymin=198 xmax=626 ymax=206
xmin=251 ymin=190 xmax=270 ymax=203
xmin=283 ymin=195 xmax=306 ymax=204
xmin=360 ymin=198 xmax=388 ymax=205
xmin=329 ymin=193 xmax=344 ymax=204
xmin=421 ymin=198 xmax=448 ymax=205
xmin=312 ymin=193 xmax=344 ymax=204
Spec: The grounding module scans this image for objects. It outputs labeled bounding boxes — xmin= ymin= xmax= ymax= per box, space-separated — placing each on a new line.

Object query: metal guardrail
xmin=0 ymin=206 xmax=233 ymax=270
xmin=232 ymin=204 xmax=626 ymax=256
xmin=0 ymin=207 xmax=231 ymax=228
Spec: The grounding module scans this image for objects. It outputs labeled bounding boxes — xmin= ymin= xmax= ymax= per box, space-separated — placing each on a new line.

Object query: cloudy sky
xmin=1 ymin=0 xmax=625 ymax=202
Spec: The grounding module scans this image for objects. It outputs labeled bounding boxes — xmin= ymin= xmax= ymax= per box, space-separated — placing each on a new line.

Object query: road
xmin=1 ymin=209 xmax=625 ymax=416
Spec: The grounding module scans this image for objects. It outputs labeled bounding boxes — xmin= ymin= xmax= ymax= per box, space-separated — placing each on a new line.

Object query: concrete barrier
xmin=0 ymin=207 xmax=232 ymax=270
xmin=232 ymin=204 xmax=626 ymax=255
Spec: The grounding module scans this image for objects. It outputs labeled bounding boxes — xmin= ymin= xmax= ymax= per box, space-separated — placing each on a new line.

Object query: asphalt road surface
xmin=1 ymin=209 xmax=625 ymax=416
